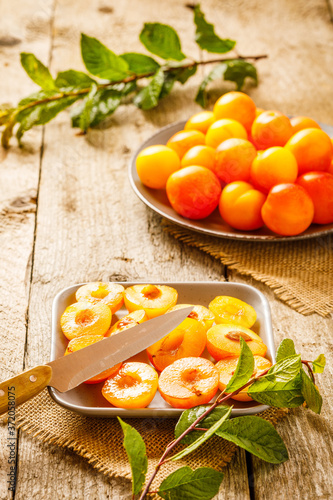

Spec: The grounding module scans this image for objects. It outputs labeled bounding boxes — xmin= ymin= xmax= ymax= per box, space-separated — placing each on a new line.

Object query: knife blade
xmin=0 ymin=306 xmax=193 ymax=415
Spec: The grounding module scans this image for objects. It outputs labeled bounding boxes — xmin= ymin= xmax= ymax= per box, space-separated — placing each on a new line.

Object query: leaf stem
xmin=301 ymin=360 xmax=315 ymax=383
xmin=138 ymin=366 xmax=270 ymax=500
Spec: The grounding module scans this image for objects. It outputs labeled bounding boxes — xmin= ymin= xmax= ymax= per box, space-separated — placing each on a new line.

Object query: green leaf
xmin=81 ymin=34 xmax=129 ymax=80
xmin=171 ymin=406 xmax=232 ymax=461
xmin=301 ymin=369 xmax=322 ymax=414
xmin=312 ymin=354 xmax=326 ymax=374
xmin=175 ymin=65 xmax=197 ymax=84
xmin=118 ymin=417 xmax=147 ymax=496
xmin=157 ymin=66 xmax=197 ymax=100
xmin=16 ymin=95 xmax=79 ymax=143
xmin=158 ymin=466 xmax=224 ymax=500
xmin=248 ymin=356 xmax=304 ymax=408
xmin=276 ymin=339 xmax=296 ymax=363
xmin=120 ymin=53 xmax=160 ymax=74
xmin=193 ymin=5 xmax=235 ymax=54
xmin=175 ymin=405 xmax=231 ymax=445
xmin=133 ymin=68 xmax=165 ymax=110
xmin=249 ymin=373 xmax=304 ymax=408
xmin=195 ymin=59 xmax=257 ymax=108
xmin=1 ymin=119 xmax=16 ymax=148
xmin=80 ymin=87 xmax=122 ymax=130
xmin=195 ymin=63 xmax=227 ymax=107
xmin=160 ymin=72 xmax=178 ymax=99
xmin=0 ymin=106 xmax=14 ymax=126
xmin=225 ymin=337 xmax=254 ymax=393
xmin=140 ymin=23 xmax=186 ymax=61
xmin=20 ymin=53 xmax=55 ymax=90
xmin=267 ymin=355 xmax=302 ymax=381
xmin=55 ymin=70 xmax=96 ymax=90
xmin=216 ymin=416 xmax=289 ymax=464
xmin=223 ymin=59 xmax=258 ymax=91
xmin=18 ymin=90 xmax=58 ymax=106
xmin=78 ymin=83 xmax=99 ymax=131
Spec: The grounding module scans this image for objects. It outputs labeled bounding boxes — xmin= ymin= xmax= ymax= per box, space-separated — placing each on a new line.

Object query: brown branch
xmin=6 ymin=53 xmax=268 ymax=116
xmin=138 ymin=367 xmax=270 ymax=500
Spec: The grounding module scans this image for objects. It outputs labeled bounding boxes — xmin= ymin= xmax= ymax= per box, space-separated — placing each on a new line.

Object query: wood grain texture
xmin=228 ymin=272 xmax=333 ymax=500
xmin=1 ymin=0 xmax=332 ymax=499
xmin=0 ymin=1 xmax=53 ymax=498
xmin=13 ymin=0 xmax=234 ymax=499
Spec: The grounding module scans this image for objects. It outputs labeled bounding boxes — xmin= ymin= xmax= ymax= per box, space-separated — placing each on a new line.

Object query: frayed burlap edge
xmin=4 ymin=389 xmax=289 ymax=498
xmin=163 ymin=222 xmax=333 ymax=317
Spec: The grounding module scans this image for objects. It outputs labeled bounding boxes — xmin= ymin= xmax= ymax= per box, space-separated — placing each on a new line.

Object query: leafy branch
xmin=0 ymin=4 xmax=266 ymax=148
xmin=118 ymin=338 xmax=326 ymax=499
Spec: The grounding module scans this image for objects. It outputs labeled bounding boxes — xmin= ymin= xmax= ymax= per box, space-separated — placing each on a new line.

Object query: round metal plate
xmin=129 ymin=120 xmax=333 ymax=242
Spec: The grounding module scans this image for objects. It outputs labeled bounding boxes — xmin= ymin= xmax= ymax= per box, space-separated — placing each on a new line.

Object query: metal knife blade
xmin=47 ymin=306 xmax=193 ymax=392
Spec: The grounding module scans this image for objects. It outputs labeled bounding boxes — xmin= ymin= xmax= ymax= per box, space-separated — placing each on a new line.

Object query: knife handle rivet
xmin=29 ymin=375 xmax=37 ymax=383
xmin=0 ymin=390 xmax=4 ymax=397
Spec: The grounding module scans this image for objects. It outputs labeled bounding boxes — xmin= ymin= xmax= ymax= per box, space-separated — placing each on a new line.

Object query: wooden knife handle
xmin=0 ymin=365 xmax=52 ymax=415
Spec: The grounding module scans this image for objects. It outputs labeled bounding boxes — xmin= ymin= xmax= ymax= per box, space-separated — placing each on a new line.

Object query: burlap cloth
xmin=164 ymin=222 xmax=333 ymax=317
xmin=10 ymin=390 xmax=288 ymax=496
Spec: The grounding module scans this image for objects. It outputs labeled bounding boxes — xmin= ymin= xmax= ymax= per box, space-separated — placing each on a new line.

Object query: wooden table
xmin=0 ymin=1 xmax=333 ymax=498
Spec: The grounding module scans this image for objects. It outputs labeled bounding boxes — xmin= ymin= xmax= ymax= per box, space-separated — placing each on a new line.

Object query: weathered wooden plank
xmin=212 ymin=0 xmax=333 ymax=496
xmin=13 ymin=0 xmax=245 ymax=498
xmin=7 ymin=0 xmax=333 ymax=498
xmin=228 ymin=271 xmax=333 ymax=500
xmin=0 ymin=2 xmax=54 ymax=499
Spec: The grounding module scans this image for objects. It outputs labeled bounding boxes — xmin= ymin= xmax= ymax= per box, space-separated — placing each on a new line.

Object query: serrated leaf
xmin=300 ymin=369 xmax=322 ymax=414
xmin=158 ymin=466 xmax=224 ymax=500
xmin=16 ymin=95 xmax=79 ymax=142
xmin=312 ymin=354 xmax=326 ymax=374
xmin=118 ymin=417 xmax=147 ymax=496
xmin=225 ymin=337 xmax=254 ymax=393
xmin=267 ymin=354 xmax=302 ymax=381
xmin=175 ymin=405 xmax=231 ymax=445
xmin=120 ymin=53 xmax=160 ymax=74
xmin=216 ymin=416 xmax=289 ymax=464
xmin=133 ymin=68 xmax=165 ymax=110
xmin=193 ymin=5 xmax=235 ymax=54
xmin=140 ymin=23 xmax=186 ymax=61
xmin=55 ymin=70 xmax=96 ymax=90
xmin=171 ymin=406 xmax=232 ymax=461
xmin=20 ymin=53 xmax=55 ymax=90
xmin=195 ymin=63 xmax=227 ymax=107
xmin=248 ymin=373 xmax=304 ymax=408
xmin=248 ymin=355 xmax=304 ymax=407
xmin=81 ymin=34 xmax=129 ymax=80
xmin=224 ymin=59 xmax=258 ymax=90
xmin=276 ymin=339 xmax=296 ymax=363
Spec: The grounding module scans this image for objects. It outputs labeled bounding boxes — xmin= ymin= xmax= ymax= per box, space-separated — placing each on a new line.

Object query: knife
xmin=0 ymin=306 xmax=193 ymax=415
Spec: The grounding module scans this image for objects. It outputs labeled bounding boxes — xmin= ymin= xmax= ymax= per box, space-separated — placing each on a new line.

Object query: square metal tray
xmin=49 ymin=282 xmax=275 ymax=418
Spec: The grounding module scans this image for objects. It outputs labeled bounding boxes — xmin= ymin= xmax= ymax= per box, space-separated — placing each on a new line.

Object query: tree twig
xmin=138 ymin=366 xmax=270 ymax=500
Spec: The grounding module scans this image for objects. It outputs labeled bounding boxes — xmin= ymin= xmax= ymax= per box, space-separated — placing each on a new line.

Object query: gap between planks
xmin=13 ymin=1 xmax=58 ymax=498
